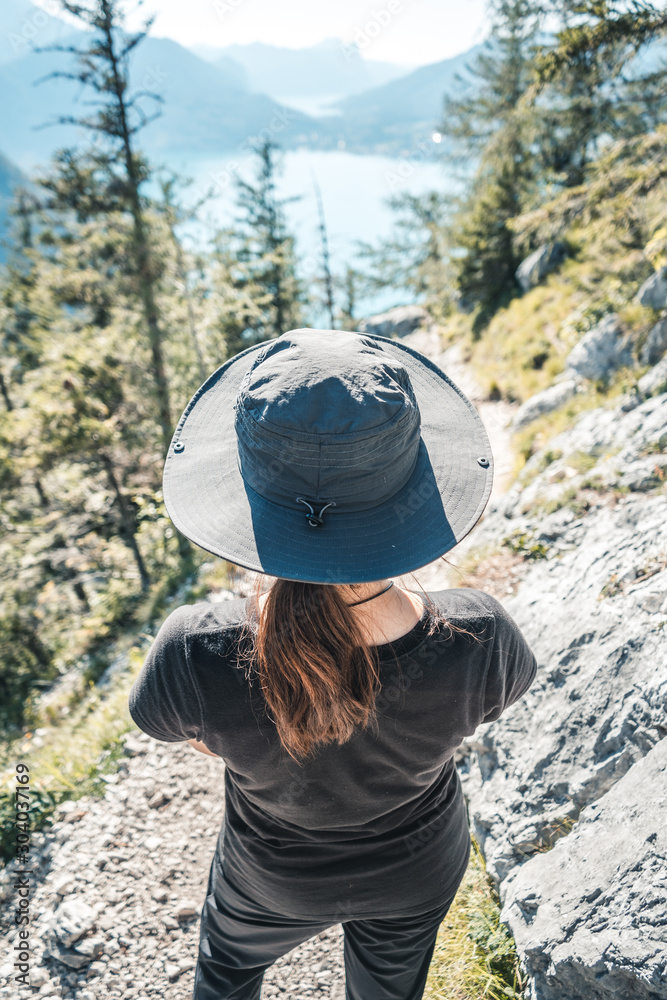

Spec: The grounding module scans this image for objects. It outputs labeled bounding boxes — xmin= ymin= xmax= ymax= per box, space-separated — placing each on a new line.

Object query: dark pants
xmin=192 ymin=852 xmax=459 ymax=1000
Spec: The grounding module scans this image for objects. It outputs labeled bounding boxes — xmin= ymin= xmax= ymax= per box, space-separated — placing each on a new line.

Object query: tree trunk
xmin=101 ymin=452 xmax=150 ymax=591
xmin=0 ymin=371 xmax=13 ymax=411
xmin=313 ymin=175 xmax=336 ymax=328
xmin=161 ymin=186 xmax=207 ymax=383
xmin=178 ymin=248 xmax=206 ymax=383
xmin=34 ymin=477 xmax=49 ymax=509
xmin=101 ymin=1 xmax=173 ymax=454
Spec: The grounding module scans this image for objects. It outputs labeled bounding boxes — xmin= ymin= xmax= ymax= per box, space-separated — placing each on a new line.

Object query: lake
xmin=163 ymin=146 xmax=455 ymax=322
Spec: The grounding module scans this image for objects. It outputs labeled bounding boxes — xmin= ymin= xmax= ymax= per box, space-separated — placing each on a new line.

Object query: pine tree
xmin=533 ymin=1 xmax=667 ymax=185
xmin=0 ymin=192 xmax=54 ymax=508
xmin=355 ymin=191 xmax=454 ymax=318
xmin=455 ymin=149 xmax=527 ymax=329
xmin=336 ymin=266 xmax=363 ymax=331
xmin=537 ymin=1 xmax=667 ymax=81
xmin=1 ymin=192 xmax=43 ymax=385
xmin=441 ymin=0 xmax=544 ymax=162
xmin=215 ymin=140 xmax=305 ymax=356
xmin=10 ymin=184 xmax=160 ymax=595
xmin=312 ymin=174 xmax=336 ymax=328
xmin=442 ymin=0 xmax=544 ymax=331
xmin=39 ymin=0 xmax=174 ymax=453
xmin=159 ymin=177 xmax=208 ymax=384
xmin=0 ymin=140 xmax=207 ymax=727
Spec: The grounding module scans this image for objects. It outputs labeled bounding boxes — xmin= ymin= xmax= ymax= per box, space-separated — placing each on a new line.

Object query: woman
xmin=129 ymin=328 xmax=537 ymax=1000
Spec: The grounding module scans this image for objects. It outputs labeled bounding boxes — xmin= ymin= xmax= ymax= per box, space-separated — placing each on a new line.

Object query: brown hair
xmin=248 ymin=577 xmax=474 ymax=760
xmin=239 ymin=576 xmax=450 ymax=761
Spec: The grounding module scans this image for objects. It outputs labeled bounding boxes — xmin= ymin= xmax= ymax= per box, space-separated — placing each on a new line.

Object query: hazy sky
xmin=36 ymin=0 xmax=489 ymax=66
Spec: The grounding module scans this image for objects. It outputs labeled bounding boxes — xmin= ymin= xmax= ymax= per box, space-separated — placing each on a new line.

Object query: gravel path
xmin=0 ymin=731 xmax=345 ymax=999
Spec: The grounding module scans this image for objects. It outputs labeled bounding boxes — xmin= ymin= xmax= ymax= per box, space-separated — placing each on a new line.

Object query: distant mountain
xmin=0 ymin=152 xmax=26 ymax=261
xmin=329 ymin=46 xmax=484 ymax=153
xmin=194 ymin=39 xmax=410 ymax=99
xmin=328 ymin=33 xmax=665 ymax=155
xmin=0 ymin=6 xmax=486 ymax=168
xmin=0 ymin=34 xmax=327 ymax=166
xmin=202 ymin=54 xmax=249 ymax=91
xmin=0 ymin=0 xmax=80 ymax=66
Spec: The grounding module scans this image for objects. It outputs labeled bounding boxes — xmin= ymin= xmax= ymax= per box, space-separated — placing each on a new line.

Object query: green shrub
xmin=502 ymin=530 xmax=550 ymax=560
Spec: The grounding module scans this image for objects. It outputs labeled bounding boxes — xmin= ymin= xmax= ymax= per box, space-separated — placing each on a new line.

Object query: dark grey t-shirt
xmin=128 ymin=588 xmax=537 ymax=920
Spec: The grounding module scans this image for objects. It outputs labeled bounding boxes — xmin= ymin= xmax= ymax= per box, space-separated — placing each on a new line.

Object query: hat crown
xmin=234 ymin=329 xmax=422 ymax=514
xmin=162 ymin=325 xmax=494 ymax=581
xmin=236 ymin=329 xmax=417 ymax=437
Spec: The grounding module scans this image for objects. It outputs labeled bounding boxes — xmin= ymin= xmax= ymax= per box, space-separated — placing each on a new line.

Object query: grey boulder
xmin=565 ymin=314 xmax=633 ymax=380
xmin=44 ymin=897 xmax=100 ymax=967
xmin=617 ymin=454 xmax=667 ymax=492
xmin=45 ymin=935 xmax=104 ymax=970
xmin=638 ymin=355 xmax=667 ymax=398
xmin=502 ymin=738 xmax=667 ymax=1000
xmin=28 ymin=966 xmax=51 ymax=987
xmin=516 ymin=243 xmax=567 ymax=293
xmin=639 ymin=316 xmax=667 ymax=365
xmin=512 ymin=379 xmax=580 ymax=432
xmin=636 ymin=265 xmax=667 ymax=310
xmin=358 ymin=305 xmax=430 ymax=339
xmin=47 ymin=898 xmax=97 ymax=948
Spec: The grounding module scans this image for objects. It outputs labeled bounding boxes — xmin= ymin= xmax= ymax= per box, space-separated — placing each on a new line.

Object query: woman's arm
xmin=187 ymin=738 xmax=219 ymax=757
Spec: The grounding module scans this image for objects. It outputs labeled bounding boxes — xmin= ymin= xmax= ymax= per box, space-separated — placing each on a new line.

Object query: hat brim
xmin=163 ymin=331 xmax=493 ymax=584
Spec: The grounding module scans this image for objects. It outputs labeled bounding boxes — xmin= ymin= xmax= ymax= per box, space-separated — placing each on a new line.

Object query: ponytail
xmin=244 ymin=578 xmax=382 ymax=760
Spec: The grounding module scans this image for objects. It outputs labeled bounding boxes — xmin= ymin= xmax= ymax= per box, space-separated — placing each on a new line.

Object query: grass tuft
xmin=425 ymin=838 xmax=526 ymax=999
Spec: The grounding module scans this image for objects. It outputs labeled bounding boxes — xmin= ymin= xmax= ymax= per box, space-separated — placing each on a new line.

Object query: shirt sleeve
xmin=479 ymin=593 xmax=538 ymax=724
xmin=128 ymin=606 xmax=204 ymax=744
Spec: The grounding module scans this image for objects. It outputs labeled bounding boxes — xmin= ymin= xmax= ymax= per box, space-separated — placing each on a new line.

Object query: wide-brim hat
xmin=163 ymin=328 xmax=493 ymax=584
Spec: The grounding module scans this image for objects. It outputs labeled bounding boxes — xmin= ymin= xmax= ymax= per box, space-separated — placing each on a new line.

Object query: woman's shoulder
xmin=169 ymin=595 xmax=249 ymax=629
xmin=427 ymin=587 xmax=505 ymax=625
xmin=427 ymin=588 xmax=536 ymax=678
xmin=152 ymin=596 xmax=251 ymax=655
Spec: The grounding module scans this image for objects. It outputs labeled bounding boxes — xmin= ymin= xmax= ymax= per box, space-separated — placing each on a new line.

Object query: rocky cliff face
xmin=459 ymin=385 xmax=667 ymax=999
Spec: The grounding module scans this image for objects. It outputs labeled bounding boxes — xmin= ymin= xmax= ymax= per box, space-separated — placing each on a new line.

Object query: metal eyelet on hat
xmin=295 ymin=497 xmax=337 ymax=528
xmin=174 ymin=441 xmax=185 ymax=454
xmin=477 ymin=456 xmax=489 ymax=468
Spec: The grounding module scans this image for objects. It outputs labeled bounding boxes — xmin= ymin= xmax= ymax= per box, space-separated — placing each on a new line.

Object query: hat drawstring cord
xmin=295 ymin=497 xmax=337 ymax=528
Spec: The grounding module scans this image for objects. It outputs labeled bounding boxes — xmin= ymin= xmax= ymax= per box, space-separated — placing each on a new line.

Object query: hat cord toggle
xmin=295 ymin=497 xmax=337 ymax=528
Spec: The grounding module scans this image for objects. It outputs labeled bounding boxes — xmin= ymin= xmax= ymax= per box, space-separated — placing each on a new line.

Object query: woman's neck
xmin=348 ymin=584 xmax=425 ymax=646
xmin=256 ymin=582 xmax=425 ymax=647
